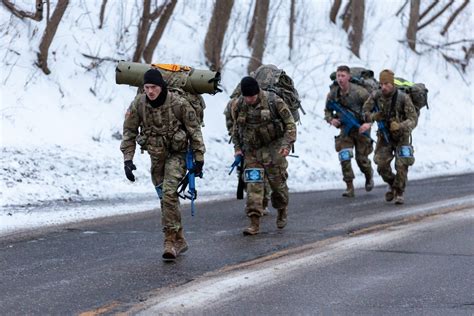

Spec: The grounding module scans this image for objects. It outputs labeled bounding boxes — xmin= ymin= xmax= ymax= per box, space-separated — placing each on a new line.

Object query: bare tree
xmin=98 ymin=0 xmax=108 ymax=29
xmin=440 ymin=0 xmax=470 ymax=36
xmin=406 ymin=0 xmax=420 ymax=51
xmin=204 ymin=0 xmax=234 ymax=71
xmin=348 ymin=0 xmax=364 ymax=57
xmin=247 ymin=2 xmax=258 ymax=47
xmin=247 ymin=0 xmax=270 ymax=73
xmin=396 ymin=0 xmax=409 ymax=17
xmin=330 ymin=0 xmax=342 ymax=23
xmin=418 ymin=0 xmax=454 ymax=30
xmin=36 ymin=0 xmax=69 ymax=75
xmin=289 ymin=0 xmax=296 ymax=59
xmin=2 ymin=0 xmax=43 ymax=21
xmin=143 ymin=0 xmax=177 ymax=63
xmin=419 ymin=0 xmax=439 ymax=20
xmin=133 ymin=0 xmax=166 ymax=62
xmin=340 ymin=0 xmax=353 ymax=32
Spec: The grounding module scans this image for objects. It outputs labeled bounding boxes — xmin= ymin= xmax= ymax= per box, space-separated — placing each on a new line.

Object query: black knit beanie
xmin=143 ymin=69 xmax=168 ymax=107
xmin=240 ymin=76 xmax=260 ymax=97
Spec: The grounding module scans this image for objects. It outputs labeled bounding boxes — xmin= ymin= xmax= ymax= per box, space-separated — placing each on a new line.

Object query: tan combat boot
xmin=243 ymin=215 xmax=260 ymax=236
xmin=276 ymin=208 xmax=288 ymax=229
xmin=174 ymin=228 xmax=189 ymax=255
xmin=385 ymin=186 xmax=395 ymax=202
xmin=365 ymin=174 xmax=374 ymax=192
xmin=162 ymin=230 xmax=177 ymax=261
xmin=342 ymin=181 xmax=355 ymax=197
xmin=394 ymin=190 xmax=404 ymax=205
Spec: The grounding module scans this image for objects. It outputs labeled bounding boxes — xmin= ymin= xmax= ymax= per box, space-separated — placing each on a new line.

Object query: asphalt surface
xmin=191 ymin=210 xmax=474 ymax=316
xmin=0 ymin=173 xmax=472 ymax=315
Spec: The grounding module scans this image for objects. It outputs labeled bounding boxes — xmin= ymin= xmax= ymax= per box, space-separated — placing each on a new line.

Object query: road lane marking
xmin=129 ymin=208 xmax=473 ymax=315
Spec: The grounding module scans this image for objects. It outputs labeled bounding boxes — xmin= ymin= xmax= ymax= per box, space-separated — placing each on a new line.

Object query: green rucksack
xmin=231 ymin=64 xmax=305 ymax=123
xmin=394 ymin=77 xmax=429 ymax=116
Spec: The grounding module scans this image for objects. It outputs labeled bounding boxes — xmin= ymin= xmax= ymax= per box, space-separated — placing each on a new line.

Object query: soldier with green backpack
xmin=360 ymin=69 xmax=418 ymax=205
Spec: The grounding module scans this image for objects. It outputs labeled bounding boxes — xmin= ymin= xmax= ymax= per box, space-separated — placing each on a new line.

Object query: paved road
xmin=0 ymin=173 xmax=472 ymax=314
xmin=173 ymin=210 xmax=473 ymax=316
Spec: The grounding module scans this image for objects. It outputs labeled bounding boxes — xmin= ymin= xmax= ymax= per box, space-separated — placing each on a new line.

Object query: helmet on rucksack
xmin=231 ymin=64 xmax=305 ymax=123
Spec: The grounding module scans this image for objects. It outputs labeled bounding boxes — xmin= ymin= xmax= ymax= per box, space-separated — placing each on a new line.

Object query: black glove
xmin=124 ymin=160 xmax=137 ymax=182
xmin=192 ymin=160 xmax=204 ymax=178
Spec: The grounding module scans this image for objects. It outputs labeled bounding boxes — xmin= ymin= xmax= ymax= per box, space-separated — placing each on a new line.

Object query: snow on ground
xmin=0 ymin=0 xmax=472 ymax=235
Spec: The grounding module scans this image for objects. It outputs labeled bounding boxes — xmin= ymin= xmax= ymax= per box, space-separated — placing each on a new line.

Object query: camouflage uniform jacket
xmin=363 ymin=89 xmax=418 ymax=140
xmin=231 ymin=90 xmax=296 ymax=152
xmin=120 ymin=91 xmax=205 ymax=162
xmin=324 ymin=82 xmax=370 ymax=123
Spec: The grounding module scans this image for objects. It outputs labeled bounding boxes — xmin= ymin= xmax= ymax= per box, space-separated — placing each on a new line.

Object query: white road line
xmin=134 ymin=207 xmax=474 ymax=315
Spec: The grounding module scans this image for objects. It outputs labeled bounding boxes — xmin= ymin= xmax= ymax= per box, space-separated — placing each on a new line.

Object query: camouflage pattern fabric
xmin=363 ymin=89 xmax=417 ymax=193
xmin=232 ymin=90 xmax=296 ymax=216
xmin=120 ymin=91 xmax=205 ymax=232
xmin=224 ymin=99 xmax=272 ymax=206
xmin=325 ymin=82 xmax=373 ymax=181
xmin=335 ymin=129 xmax=373 ymax=182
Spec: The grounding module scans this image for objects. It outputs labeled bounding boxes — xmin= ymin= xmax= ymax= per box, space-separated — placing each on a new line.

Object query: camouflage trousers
xmin=244 ymin=141 xmax=289 ymax=217
xmin=373 ymin=134 xmax=415 ymax=193
xmin=150 ymin=152 xmax=187 ymax=232
xmin=334 ymin=128 xmax=373 ymax=182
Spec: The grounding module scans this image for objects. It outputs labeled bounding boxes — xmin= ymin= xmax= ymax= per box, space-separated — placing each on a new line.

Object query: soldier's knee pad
xmin=338 ymin=148 xmax=353 ymax=162
xmin=396 ymin=145 xmax=415 ymax=166
xmin=244 ymin=168 xmax=264 ymax=183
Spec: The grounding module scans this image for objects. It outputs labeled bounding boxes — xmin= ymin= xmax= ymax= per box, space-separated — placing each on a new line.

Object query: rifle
xmin=177 ymin=149 xmax=199 ymax=216
xmin=326 ymin=100 xmax=373 ymax=141
xmin=373 ymin=104 xmax=390 ymax=143
xmin=228 ymin=155 xmax=245 ymax=199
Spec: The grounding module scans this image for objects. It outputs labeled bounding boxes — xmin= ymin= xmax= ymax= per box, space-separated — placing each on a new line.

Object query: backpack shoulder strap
xmin=266 ymin=91 xmax=279 ymax=121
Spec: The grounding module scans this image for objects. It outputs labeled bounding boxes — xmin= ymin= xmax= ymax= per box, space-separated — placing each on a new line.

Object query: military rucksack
xmin=231 ymin=64 xmax=305 ymax=123
xmin=137 ymin=64 xmax=206 ymax=126
xmin=330 ymin=66 xmax=379 ymax=94
xmin=394 ymin=77 xmax=429 ymax=116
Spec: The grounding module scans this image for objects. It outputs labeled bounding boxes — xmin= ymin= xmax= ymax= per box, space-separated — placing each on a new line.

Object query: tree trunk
xmin=36 ymin=0 xmax=69 ymax=75
xmin=247 ymin=0 xmax=270 ymax=73
xmin=98 ymin=0 xmax=108 ymax=29
xmin=143 ymin=0 xmax=177 ymax=64
xmin=204 ymin=0 xmax=234 ymax=71
xmin=348 ymin=0 xmax=364 ymax=57
xmin=2 ymin=0 xmax=43 ymax=21
xmin=247 ymin=2 xmax=259 ymax=48
xmin=289 ymin=0 xmax=296 ymax=59
xmin=133 ymin=0 xmax=152 ymax=62
xmin=406 ymin=0 xmax=420 ymax=51
xmin=330 ymin=0 xmax=342 ymax=23
xmin=341 ymin=0 xmax=353 ymax=32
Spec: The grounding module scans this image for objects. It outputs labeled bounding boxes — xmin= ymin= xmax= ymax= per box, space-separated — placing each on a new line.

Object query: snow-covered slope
xmin=1 ymin=1 xmax=472 ymax=219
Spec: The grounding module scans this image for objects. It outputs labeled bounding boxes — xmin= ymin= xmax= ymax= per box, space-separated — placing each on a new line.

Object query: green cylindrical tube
xmin=115 ymin=61 xmax=221 ymax=94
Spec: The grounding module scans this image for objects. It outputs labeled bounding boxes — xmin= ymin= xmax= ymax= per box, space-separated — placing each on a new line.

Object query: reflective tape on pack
xmin=338 ymin=148 xmax=353 ymax=162
xmin=243 ymin=168 xmax=264 ymax=183
xmin=394 ymin=77 xmax=414 ymax=87
xmin=397 ymin=145 xmax=414 ymax=158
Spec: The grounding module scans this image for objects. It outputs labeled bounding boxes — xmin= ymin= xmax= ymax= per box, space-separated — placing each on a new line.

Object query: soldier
xmin=231 ymin=76 xmax=296 ymax=235
xmin=360 ymin=69 xmax=417 ymax=204
xmin=120 ymin=69 xmax=205 ymax=261
xmin=325 ymin=65 xmax=374 ymax=197
xmin=224 ymin=98 xmax=271 ymax=215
